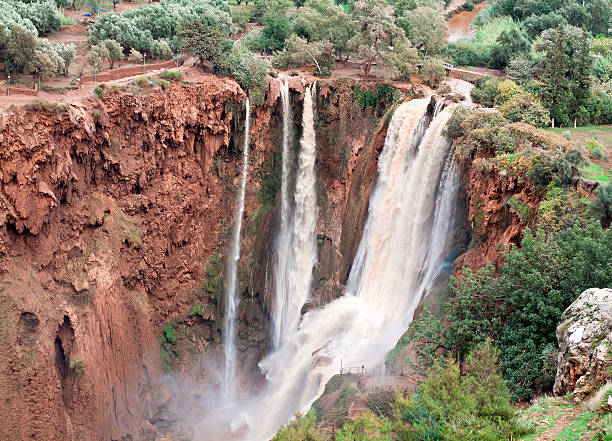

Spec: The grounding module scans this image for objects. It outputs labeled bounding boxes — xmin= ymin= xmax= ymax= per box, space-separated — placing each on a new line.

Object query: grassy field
xmin=549 ymin=125 xmax=612 ymax=183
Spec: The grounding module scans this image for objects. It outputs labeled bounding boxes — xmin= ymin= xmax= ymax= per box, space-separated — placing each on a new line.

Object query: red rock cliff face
xmin=0 ymin=74 xmax=404 ymax=440
xmin=453 ymin=154 xmax=540 ymax=272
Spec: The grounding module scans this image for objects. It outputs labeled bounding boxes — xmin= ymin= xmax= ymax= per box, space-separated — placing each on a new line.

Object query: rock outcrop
xmin=554 ymin=288 xmax=612 ymax=399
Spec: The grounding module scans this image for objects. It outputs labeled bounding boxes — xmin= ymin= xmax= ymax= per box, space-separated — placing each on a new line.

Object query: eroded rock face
xmin=0 ymin=73 xmax=403 ymax=441
xmin=554 ymin=288 xmax=612 ymax=400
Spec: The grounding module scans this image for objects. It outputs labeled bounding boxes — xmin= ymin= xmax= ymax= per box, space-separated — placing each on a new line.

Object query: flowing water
xmin=273 ymin=83 xmax=319 ymax=348
xmin=200 ymin=98 xmax=459 ymax=440
xmin=223 ymin=98 xmax=251 ymax=401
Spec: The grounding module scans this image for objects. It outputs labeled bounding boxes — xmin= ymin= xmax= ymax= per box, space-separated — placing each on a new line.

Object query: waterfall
xmin=223 ymin=97 xmax=251 ymax=401
xmin=195 ymin=99 xmax=460 ymax=441
xmin=273 ymin=83 xmax=319 ymax=348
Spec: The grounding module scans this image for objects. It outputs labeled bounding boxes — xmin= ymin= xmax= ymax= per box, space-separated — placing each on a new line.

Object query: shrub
xmin=151 ymin=39 xmax=173 ymax=60
xmin=471 ymin=77 xmax=502 ymax=107
xmin=420 ymin=58 xmax=446 ymax=88
xmin=585 ymin=139 xmax=607 ymax=160
xmin=136 ymin=77 xmax=149 ymax=87
xmin=499 ymin=93 xmax=551 ymax=127
xmin=128 ymin=48 xmax=143 ymax=64
xmin=592 ymin=182 xmax=612 ymax=227
xmin=496 ymin=79 xmax=523 ymax=105
xmin=93 ymin=86 xmax=103 ymax=97
xmin=160 ymin=70 xmax=182 ymax=81
xmin=69 ymin=358 xmax=86 ymax=379
xmin=159 ymin=78 xmax=170 ymax=90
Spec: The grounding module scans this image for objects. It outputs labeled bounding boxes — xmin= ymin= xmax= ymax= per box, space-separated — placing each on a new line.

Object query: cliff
xmin=0 ymin=72 xmax=406 ymax=441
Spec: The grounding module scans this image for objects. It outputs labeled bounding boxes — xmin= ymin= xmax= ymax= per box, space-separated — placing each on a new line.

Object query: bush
xmin=136 ymin=77 xmax=149 ymax=87
xmin=592 ymin=182 xmax=612 ymax=227
xmin=93 ymin=85 xmax=103 ymax=97
xmin=159 ymin=78 xmax=170 ymax=90
xmin=496 ymin=79 xmax=523 ymax=105
xmin=128 ymin=48 xmax=143 ymax=64
xmin=394 ymin=342 xmax=532 ymax=440
xmin=585 ymin=139 xmax=607 ymax=160
xmin=151 ymin=39 xmax=173 ymax=60
xmin=160 ymin=70 xmax=182 ymax=81
xmin=420 ymin=58 xmax=446 ymax=88
xmin=499 ymin=93 xmax=551 ymax=127
xmin=471 ymin=77 xmax=502 ymax=107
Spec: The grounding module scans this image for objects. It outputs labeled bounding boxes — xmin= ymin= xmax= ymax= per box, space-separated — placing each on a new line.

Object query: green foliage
xmin=395 ymin=342 xmax=532 ymax=441
xmin=178 ymin=10 xmax=233 ymax=64
xmin=366 ymin=391 xmax=396 ymax=419
xmin=499 ymin=93 xmax=551 ymax=128
xmin=294 ymin=0 xmax=355 ymax=59
xmin=161 ymin=70 xmax=182 ymax=81
xmin=336 ymin=413 xmax=393 ymax=441
xmin=128 ymin=48 xmax=143 ymax=64
xmin=69 ymin=358 xmax=86 ymax=379
xmin=151 ymin=39 xmax=173 ymax=59
xmin=273 ymin=411 xmax=326 ymax=441
xmin=420 ymin=57 xmax=446 ymax=88
xmin=261 ymin=9 xmax=291 ymax=52
xmin=489 ymin=28 xmax=531 ymax=70
xmin=585 ymin=138 xmax=607 ymax=159
xmin=217 ymin=43 xmax=269 ymax=105
xmin=188 ymin=302 xmax=207 ymax=318
xmin=444 ymin=17 xmax=525 ymax=68
xmin=159 ymin=78 xmax=170 ymax=90
xmin=592 ymin=182 xmax=612 ymax=226
xmin=160 ymin=323 xmax=178 ymax=370
xmin=470 ymin=77 xmax=502 ymax=107
xmin=352 ymin=84 xmax=401 ymax=116
xmin=93 ymin=85 xmax=104 ymax=97
xmin=272 ymin=35 xmax=334 ymax=77
xmin=397 ymin=7 xmax=448 ymax=56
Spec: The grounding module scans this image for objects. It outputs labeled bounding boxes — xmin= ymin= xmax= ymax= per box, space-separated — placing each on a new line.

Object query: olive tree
xmin=178 ymin=8 xmax=232 ymax=66
xmin=347 ymin=0 xmax=413 ymax=78
xmin=294 ymin=0 xmax=355 ymax=59
xmin=397 ymin=6 xmax=448 ymax=55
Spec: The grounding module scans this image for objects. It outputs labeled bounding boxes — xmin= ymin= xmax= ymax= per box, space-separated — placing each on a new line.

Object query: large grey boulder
xmin=554 ymin=288 xmax=612 ymax=399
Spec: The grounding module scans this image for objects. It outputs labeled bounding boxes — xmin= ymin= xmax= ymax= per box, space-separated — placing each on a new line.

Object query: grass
xmin=556 ymin=411 xmax=597 ymax=441
xmin=581 ymin=163 xmax=612 ymax=182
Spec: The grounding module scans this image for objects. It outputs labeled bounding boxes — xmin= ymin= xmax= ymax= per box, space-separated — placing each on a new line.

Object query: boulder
xmin=554 ymin=288 xmax=612 ymax=400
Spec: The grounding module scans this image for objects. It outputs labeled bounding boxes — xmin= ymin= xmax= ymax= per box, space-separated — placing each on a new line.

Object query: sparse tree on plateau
xmin=347 ymin=0 xmax=412 ymax=78
xmin=397 ymin=6 xmax=448 ymax=55
xmin=97 ymin=39 xmax=123 ymax=69
xmin=178 ymin=10 xmax=232 ymax=67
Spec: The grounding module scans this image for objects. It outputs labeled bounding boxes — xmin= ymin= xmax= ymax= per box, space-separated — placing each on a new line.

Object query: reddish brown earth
xmin=0 ymin=72 xmax=406 ymax=440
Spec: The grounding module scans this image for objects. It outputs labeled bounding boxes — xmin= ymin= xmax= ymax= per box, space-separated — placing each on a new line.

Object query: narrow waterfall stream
xmin=273 ymin=83 xmax=319 ymax=348
xmin=223 ymin=97 xmax=251 ymax=401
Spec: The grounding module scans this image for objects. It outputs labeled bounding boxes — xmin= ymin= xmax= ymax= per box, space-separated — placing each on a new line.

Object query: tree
xmin=592 ymin=182 xmax=612 ymax=227
xmin=420 ymin=57 xmax=446 ymax=87
xmin=97 ymin=39 xmax=123 ymax=68
xmin=24 ymin=49 xmax=58 ymax=88
xmin=499 ymin=93 xmax=551 ymax=127
xmin=537 ymin=27 xmax=571 ymax=126
xmin=347 ymin=0 xmax=411 ymax=78
xmin=261 ymin=10 xmax=291 ymax=52
xmin=127 ymin=48 xmax=143 ymax=64
xmin=4 ymin=25 xmax=37 ymax=72
xmin=56 ymin=43 xmax=76 ymax=75
xmin=273 ymin=35 xmax=335 ymax=76
xmin=294 ymin=0 xmax=355 ymax=59
xmin=178 ymin=11 xmax=232 ymax=66
xmin=397 ymin=7 xmax=448 ymax=56
xmin=489 ymin=28 xmax=531 ymax=70
xmin=151 ymin=39 xmax=173 ymax=59
xmin=568 ymin=28 xmax=592 ymax=127
xmin=86 ymin=45 xmax=106 ymax=72
xmin=507 ymin=55 xmax=534 ymax=85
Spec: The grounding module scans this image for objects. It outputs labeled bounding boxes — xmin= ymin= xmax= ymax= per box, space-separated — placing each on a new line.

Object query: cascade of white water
xmin=194 ymin=99 xmax=460 ymax=441
xmin=223 ymin=97 xmax=251 ymax=401
xmin=273 ymin=83 xmax=319 ymax=348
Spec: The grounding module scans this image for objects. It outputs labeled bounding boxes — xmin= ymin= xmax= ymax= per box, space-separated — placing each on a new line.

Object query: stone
xmin=554 ymin=288 xmax=612 ymax=400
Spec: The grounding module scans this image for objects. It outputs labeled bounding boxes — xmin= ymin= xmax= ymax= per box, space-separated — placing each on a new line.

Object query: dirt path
xmin=535 ymin=408 xmax=583 ymax=441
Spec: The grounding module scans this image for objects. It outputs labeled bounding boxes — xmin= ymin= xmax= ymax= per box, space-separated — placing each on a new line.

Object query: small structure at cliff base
xmin=554 ymin=288 xmax=612 ymax=400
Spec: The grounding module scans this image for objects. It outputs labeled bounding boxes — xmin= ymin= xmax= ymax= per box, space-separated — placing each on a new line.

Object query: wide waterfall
xmin=223 ymin=97 xmax=251 ymax=401
xmin=197 ymin=98 xmax=459 ymax=441
xmin=273 ymin=82 xmax=319 ymax=348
